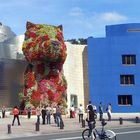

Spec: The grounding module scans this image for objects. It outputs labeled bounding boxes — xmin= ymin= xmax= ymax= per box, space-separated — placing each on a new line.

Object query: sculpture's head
xmin=22 ymin=22 xmax=67 ymax=64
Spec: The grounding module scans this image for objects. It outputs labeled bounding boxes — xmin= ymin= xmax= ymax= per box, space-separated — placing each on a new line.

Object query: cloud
xmin=64 ymin=11 xmax=128 ymax=38
xmin=69 ymin=7 xmax=83 ymax=17
xmin=98 ymin=12 xmax=127 ymax=22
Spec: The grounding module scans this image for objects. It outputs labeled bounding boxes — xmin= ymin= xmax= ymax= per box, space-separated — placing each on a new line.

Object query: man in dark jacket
xmin=41 ymin=106 xmax=46 ymax=124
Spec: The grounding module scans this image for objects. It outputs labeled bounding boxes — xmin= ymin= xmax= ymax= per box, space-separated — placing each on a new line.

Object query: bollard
xmin=135 ymin=117 xmax=139 ymax=123
xmin=7 ymin=124 xmax=11 ymax=134
xmin=27 ymin=112 xmax=31 ymax=119
xmin=119 ymin=117 xmax=123 ymax=125
xmin=60 ymin=119 xmax=64 ymax=129
xmin=82 ymin=119 xmax=85 ymax=128
xmin=35 ymin=122 xmax=40 ymax=131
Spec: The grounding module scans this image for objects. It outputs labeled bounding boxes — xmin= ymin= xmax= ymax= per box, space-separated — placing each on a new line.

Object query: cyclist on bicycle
xmin=86 ymin=104 xmax=97 ymax=140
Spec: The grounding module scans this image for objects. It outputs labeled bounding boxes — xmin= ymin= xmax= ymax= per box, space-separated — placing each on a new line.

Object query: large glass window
xmin=120 ymin=75 xmax=135 ymax=85
xmin=118 ymin=95 xmax=132 ymax=105
xmin=70 ymin=94 xmax=78 ymax=108
xmin=122 ymin=55 xmax=136 ymax=65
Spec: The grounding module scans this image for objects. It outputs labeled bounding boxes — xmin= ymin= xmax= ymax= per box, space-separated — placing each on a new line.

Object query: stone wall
xmin=63 ymin=42 xmax=89 ymax=111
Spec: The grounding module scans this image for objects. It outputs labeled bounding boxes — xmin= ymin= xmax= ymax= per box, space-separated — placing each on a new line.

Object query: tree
xmin=66 ymin=38 xmax=87 ymax=45
xmin=78 ymin=38 xmax=87 ymax=45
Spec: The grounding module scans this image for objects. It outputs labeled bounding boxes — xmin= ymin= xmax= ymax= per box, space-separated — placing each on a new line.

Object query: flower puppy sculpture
xmin=22 ymin=22 xmax=67 ymax=108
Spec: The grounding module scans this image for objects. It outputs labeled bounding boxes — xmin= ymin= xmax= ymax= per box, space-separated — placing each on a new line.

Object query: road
xmin=7 ymin=126 xmax=140 ymax=140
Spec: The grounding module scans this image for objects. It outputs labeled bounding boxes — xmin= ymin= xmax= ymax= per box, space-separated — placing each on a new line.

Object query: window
xmin=122 ymin=55 xmax=136 ymax=65
xmin=70 ymin=94 xmax=78 ymax=108
xmin=127 ymin=29 xmax=140 ymax=32
xmin=118 ymin=95 xmax=132 ymax=105
xmin=120 ymin=75 xmax=135 ymax=85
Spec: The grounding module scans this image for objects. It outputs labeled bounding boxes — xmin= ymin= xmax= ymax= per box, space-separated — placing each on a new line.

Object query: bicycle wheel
xmin=82 ymin=129 xmax=91 ymax=140
xmin=104 ymin=130 xmax=116 ymax=139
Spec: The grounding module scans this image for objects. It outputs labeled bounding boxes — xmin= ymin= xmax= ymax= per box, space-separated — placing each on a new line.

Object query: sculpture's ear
xmin=26 ymin=21 xmax=35 ymax=30
xmin=58 ymin=25 xmax=63 ymax=31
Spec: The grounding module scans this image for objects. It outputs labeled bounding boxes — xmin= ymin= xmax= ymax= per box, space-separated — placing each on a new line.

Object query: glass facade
xmin=0 ymin=59 xmax=27 ymax=107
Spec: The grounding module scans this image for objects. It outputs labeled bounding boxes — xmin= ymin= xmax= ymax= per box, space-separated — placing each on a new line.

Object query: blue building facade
xmin=87 ymin=23 xmax=140 ymax=112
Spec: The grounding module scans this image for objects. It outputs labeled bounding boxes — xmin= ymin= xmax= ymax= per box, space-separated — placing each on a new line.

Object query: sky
xmin=0 ymin=0 xmax=140 ymax=40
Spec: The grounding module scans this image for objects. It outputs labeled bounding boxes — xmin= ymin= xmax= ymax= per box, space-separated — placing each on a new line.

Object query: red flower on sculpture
xmin=31 ymin=90 xmax=41 ymax=101
xmin=25 ymin=71 xmax=36 ymax=88
xmin=47 ymin=90 xmax=55 ymax=101
xmin=36 ymin=63 xmax=45 ymax=75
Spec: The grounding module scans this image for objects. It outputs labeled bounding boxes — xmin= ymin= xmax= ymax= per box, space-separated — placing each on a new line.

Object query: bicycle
xmin=82 ymin=119 xmax=117 ymax=140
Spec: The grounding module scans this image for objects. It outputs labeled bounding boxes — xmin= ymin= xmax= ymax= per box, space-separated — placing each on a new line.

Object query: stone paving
xmin=0 ymin=113 xmax=140 ymax=139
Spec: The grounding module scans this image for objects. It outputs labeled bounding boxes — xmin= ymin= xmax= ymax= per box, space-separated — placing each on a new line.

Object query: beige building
xmin=64 ymin=42 xmax=89 ymax=111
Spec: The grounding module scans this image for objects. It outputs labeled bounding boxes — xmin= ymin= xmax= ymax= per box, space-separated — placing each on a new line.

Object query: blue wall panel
xmin=87 ymin=23 xmax=140 ymax=113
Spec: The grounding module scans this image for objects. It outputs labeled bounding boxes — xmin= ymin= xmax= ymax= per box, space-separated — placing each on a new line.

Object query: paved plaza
xmin=0 ymin=113 xmax=140 ymax=139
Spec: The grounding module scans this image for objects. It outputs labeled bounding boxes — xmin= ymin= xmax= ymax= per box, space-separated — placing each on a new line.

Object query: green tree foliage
xmin=66 ymin=38 xmax=87 ymax=45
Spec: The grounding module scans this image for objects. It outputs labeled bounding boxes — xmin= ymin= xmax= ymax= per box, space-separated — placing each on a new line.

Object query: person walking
xmin=70 ymin=105 xmax=75 ymax=118
xmin=36 ymin=106 xmax=41 ymax=124
xmin=86 ymin=101 xmax=97 ymax=113
xmin=106 ymin=103 xmax=112 ymax=121
xmin=86 ymin=101 xmax=92 ymax=110
xmin=52 ymin=106 xmax=57 ymax=123
xmin=56 ymin=105 xmax=62 ymax=127
xmin=12 ymin=106 xmax=20 ymax=126
xmin=78 ymin=104 xmax=84 ymax=123
xmin=27 ymin=107 xmax=32 ymax=119
xmin=2 ymin=106 xmax=6 ymax=118
xmin=99 ymin=102 xmax=103 ymax=121
xmin=41 ymin=106 xmax=46 ymax=125
xmin=46 ymin=104 xmax=52 ymax=124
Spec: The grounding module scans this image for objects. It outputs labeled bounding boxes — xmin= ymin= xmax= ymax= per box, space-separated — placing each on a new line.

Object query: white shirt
xmin=70 ymin=106 xmax=75 ymax=111
xmin=79 ymin=106 xmax=84 ymax=114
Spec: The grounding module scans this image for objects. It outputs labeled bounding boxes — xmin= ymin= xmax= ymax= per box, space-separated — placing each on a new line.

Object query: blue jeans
xmin=56 ymin=112 xmax=62 ymax=127
xmin=46 ymin=113 xmax=51 ymax=124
